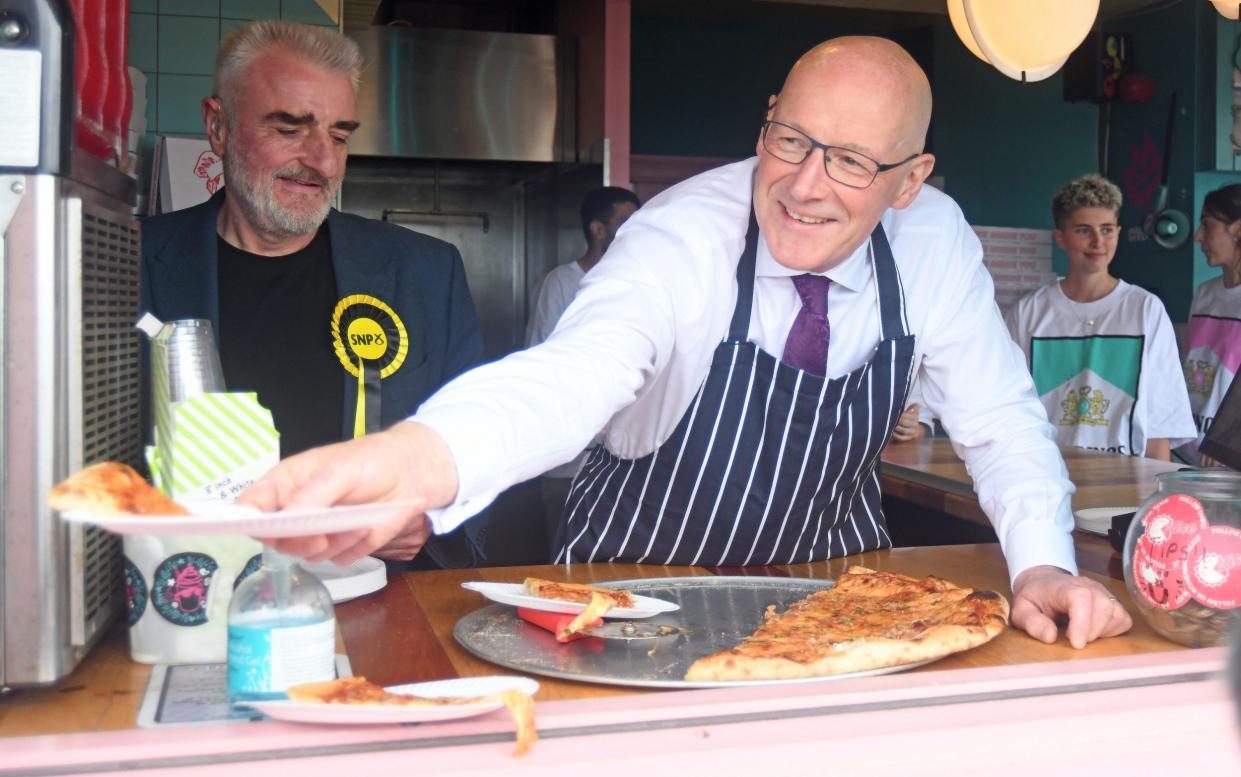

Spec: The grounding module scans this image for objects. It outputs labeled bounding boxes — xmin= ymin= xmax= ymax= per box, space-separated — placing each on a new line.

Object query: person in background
xmin=140 ymin=21 xmax=486 ymax=568
xmin=525 ymin=186 xmax=640 ymax=543
xmin=886 ymin=380 xmax=931 ymax=446
xmin=244 ymin=36 xmax=1131 ymax=649
xmin=525 ymin=187 xmax=641 ymax=345
xmin=1005 ymin=175 xmax=1195 ymax=461
xmin=1178 ymin=183 xmax=1241 ymax=467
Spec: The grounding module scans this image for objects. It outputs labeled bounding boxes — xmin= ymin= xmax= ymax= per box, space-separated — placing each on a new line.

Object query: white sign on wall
xmin=973 ymin=225 xmax=1056 ymax=315
xmin=149 ymin=136 xmax=223 ymax=215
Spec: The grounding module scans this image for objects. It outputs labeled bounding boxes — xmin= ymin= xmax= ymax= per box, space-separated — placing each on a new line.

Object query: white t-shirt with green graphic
xmin=1005 ymin=280 xmax=1196 ymax=457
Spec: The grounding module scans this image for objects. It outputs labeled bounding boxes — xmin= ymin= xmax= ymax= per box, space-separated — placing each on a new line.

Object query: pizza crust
xmin=685 ymin=568 xmax=1009 ymax=682
xmin=48 ymin=462 xmax=188 ymax=517
xmin=522 ymin=577 xmax=635 ymax=609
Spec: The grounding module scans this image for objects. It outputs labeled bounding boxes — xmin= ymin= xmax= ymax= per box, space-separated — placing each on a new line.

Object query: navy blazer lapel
xmin=150 ymin=190 xmax=225 ymax=329
xmin=327 ymin=209 xmax=399 ymax=440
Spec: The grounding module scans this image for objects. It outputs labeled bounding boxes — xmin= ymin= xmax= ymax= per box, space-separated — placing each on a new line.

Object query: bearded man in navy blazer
xmin=140 ymin=21 xmax=486 ymax=569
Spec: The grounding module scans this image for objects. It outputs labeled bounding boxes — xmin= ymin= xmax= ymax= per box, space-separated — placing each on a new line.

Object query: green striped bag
xmin=159 ymin=393 xmax=280 ymax=500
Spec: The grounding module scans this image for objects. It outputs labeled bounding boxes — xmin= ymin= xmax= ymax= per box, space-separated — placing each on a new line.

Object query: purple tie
xmin=782 ymin=274 xmax=831 ymax=375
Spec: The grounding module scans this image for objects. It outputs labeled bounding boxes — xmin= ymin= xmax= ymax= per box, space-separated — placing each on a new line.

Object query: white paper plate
xmin=58 ymin=500 xmax=422 ymax=538
xmin=248 ymin=676 xmax=539 ymax=725
xmin=461 ymin=581 xmax=680 ymax=619
xmin=301 ymin=557 xmax=388 ymax=603
xmin=1073 ymin=506 xmax=1139 ymax=536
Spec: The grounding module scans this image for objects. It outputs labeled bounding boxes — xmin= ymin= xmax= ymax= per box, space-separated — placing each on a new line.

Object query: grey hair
xmin=213 ymin=21 xmax=362 ymax=109
xmin=1051 ymin=174 xmax=1123 ymax=229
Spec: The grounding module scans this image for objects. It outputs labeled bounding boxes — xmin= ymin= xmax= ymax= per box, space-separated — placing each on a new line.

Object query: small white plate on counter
xmin=461 ymin=581 xmax=680 ymax=619
xmin=248 ymin=676 xmax=539 ymax=725
xmin=58 ymin=500 xmax=423 ymax=538
xmin=301 ymin=557 xmax=388 ymax=603
xmin=1074 ymin=506 xmax=1139 ymax=536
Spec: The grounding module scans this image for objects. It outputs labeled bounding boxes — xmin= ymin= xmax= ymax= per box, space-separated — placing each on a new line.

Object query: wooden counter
xmin=5 ymin=441 xmax=1234 ymax=774
xmin=880 ymin=437 xmax=1180 ymax=527
xmin=0 ymin=538 xmax=1184 ymax=736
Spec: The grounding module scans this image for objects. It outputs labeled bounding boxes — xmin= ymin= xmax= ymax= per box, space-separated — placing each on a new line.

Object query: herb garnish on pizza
xmin=685 ymin=566 xmax=1009 ymax=681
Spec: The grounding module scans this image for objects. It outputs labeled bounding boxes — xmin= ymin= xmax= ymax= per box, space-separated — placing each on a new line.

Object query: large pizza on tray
xmin=685 ymin=566 xmax=1009 ymax=681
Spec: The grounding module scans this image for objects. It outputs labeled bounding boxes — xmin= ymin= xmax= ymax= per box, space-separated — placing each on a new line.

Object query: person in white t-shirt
xmin=244 ymin=38 xmax=1132 ymax=649
xmin=1179 ymin=183 xmax=1241 ymax=466
xmin=525 ymin=186 xmax=640 ymax=542
xmin=1005 ymin=175 xmax=1196 ymax=460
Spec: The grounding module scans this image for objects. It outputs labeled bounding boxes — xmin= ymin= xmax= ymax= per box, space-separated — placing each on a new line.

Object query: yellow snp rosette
xmin=330 ymin=294 xmax=408 ymax=438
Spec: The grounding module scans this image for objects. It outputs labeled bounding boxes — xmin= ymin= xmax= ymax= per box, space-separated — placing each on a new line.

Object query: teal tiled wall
xmin=129 ymin=0 xmax=337 ymax=175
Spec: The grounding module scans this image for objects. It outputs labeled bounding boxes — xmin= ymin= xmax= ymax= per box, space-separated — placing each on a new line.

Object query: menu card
xmin=137 ymin=655 xmax=352 ymax=727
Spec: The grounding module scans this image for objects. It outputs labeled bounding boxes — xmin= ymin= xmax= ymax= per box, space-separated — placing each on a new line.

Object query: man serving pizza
xmin=242 ymin=37 xmax=1131 ymax=649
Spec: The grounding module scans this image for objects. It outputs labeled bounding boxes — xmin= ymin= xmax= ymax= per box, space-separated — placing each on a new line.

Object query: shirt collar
xmin=755 ymin=231 xmax=872 ymax=292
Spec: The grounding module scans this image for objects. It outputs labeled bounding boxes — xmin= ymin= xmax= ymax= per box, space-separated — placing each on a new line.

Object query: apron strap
xmin=728 ymin=207 xmax=761 ymax=342
xmin=868 ymin=222 xmax=911 ymax=342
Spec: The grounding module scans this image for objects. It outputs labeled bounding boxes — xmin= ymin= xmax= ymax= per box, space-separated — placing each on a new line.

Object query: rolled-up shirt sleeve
xmin=917 ymin=227 xmax=1078 ymax=585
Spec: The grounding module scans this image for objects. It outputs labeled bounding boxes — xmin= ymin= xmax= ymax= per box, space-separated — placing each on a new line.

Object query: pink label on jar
xmin=1133 ymin=536 xmax=1191 ymax=610
xmin=1139 ymin=494 xmax=1208 ymax=573
xmin=1183 ymin=526 xmax=1241 ymax=611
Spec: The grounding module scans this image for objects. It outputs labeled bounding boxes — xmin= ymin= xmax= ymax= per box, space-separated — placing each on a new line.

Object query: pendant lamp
xmin=948 ymin=0 xmax=1100 ymax=82
xmin=1211 ymin=1 xmax=1241 ymax=20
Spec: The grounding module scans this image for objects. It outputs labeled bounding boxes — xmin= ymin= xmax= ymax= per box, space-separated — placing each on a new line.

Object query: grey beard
xmin=222 ymin=154 xmax=334 ymax=240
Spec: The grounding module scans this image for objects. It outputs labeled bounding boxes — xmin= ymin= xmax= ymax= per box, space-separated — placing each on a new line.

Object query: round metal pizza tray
xmin=452 ymin=576 xmax=937 ymax=689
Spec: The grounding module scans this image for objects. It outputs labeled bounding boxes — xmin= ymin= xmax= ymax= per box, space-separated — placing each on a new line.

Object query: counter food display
xmin=3 ymin=438 xmax=1239 ymax=775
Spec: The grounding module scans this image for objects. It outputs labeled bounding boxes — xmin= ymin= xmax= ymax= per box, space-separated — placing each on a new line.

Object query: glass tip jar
xmin=1123 ymin=470 xmax=1241 ymax=647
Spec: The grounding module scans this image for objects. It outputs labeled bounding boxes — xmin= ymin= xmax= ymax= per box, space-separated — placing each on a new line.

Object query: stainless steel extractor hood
xmin=348 ymin=26 xmax=576 ymax=163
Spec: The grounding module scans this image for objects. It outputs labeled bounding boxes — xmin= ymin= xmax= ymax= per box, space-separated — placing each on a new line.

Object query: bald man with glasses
xmin=246 ymin=36 xmax=1131 ymax=649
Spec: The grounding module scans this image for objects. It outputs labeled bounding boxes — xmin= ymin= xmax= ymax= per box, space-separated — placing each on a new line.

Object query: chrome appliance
xmin=342 ymin=26 xmax=589 ymax=359
xmin=1 ymin=0 xmax=140 ymax=687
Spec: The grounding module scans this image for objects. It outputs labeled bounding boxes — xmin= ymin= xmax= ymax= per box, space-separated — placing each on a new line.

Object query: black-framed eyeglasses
xmin=761 ymin=120 xmax=919 ymax=189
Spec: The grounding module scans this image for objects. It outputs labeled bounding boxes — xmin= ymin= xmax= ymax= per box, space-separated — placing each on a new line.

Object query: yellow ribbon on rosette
xmin=330 ymin=294 xmax=408 ymax=438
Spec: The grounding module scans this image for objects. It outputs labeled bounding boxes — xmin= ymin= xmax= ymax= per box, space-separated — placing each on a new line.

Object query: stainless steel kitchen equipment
xmin=1 ymin=0 xmax=141 ymax=688
xmin=341 ymin=25 xmax=591 ymax=360
xmin=348 ymin=26 xmax=575 ymax=164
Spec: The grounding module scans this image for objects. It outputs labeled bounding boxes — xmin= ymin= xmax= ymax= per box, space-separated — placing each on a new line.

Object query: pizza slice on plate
xmin=685 ymin=566 xmax=1009 ymax=682
xmin=48 ymin=462 xmax=188 ymax=517
xmin=522 ymin=577 xmax=635 ymax=609
xmin=287 ymin=676 xmax=537 ymax=756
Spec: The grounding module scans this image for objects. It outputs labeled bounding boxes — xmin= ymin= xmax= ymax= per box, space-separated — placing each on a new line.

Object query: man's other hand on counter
xmin=1011 ymin=566 xmax=1133 ymax=649
xmin=240 ymin=422 xmax=458 ymax=565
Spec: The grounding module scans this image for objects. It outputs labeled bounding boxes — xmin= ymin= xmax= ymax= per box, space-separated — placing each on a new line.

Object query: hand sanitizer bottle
xmin=227 ymin=548 xmax=335 ymax=701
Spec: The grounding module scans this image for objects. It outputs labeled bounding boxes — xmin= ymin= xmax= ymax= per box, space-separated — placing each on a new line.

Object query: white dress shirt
xmin=415 ymin=158 xmax=1077 ymax=582
xmin=524 ymin=259 xmax=589 ymax=479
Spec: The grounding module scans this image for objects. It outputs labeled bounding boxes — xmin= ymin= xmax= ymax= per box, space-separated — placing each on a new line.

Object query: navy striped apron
xmin=556 ymin=208 xmax=916 ymax=566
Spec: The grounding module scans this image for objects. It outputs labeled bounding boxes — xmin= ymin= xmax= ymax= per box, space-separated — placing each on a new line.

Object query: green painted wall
xmin=630 ymin=0 xmax=1234 ymax=322
xmin=630 ymin=1 xmax=936 ymax=159
xmin=629 ymin=2 xmax=1100 ymax=265
xmin=928 ymin=17 xmax=1097 ymax=250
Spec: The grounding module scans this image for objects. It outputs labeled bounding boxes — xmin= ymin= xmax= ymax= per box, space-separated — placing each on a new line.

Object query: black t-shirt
xmin=217 ymin=226 xmax=343 ymax=458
